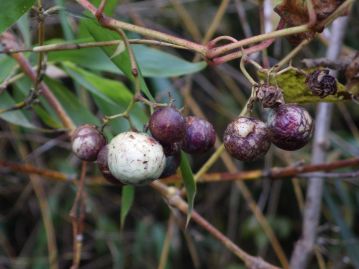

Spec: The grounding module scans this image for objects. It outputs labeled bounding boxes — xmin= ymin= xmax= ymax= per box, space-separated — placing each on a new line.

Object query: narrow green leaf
xmin=0 ymin=92 xmax=36 ymax=129
xmin=132 ymin=45 xmax=207 ymax=77
xmin=47 ymin=39 xmax=207 ymax=77
xmin=257 ymin=68 xmax=351 ymax=104
xmin=63 ymin=62 xmax=121 ymax=105
xmin=90 ymin=0 xmax=119 ymax=16
xmin=179 ymin=151 xmax=196 ymax=227
xmin=121 ymin=186 xmax=135 ymax=229
xmin=63 ymin=63 xmax=147 ymax=131
xmin=0 ymin=55 xmax=17 ymax=81
xmin=84 ymin=19 xmax=154 ymax=100
xmin=44 ymin=78 xmax=100 ymax=126
xmin=324 ymin=186 xmax=359 ymax=268
xmin=0 ymin=0 xmax=36 ymax=34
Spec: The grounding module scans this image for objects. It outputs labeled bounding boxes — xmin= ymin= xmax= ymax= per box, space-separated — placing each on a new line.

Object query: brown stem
xmin=11 ymin=52 xmax=76 ymax=131
xmin=2 ymin=157 xmax=359 ymax=185
xmin=1 ymin=32 xmax=75 ymax=131
xmin=211 ymin=19 xmax=285 ymax=65
xmin=70 ymin=161 xmax=87 ymax=269
xmin=150 ymin=181 xmax=280 ymax=269
xmin=75 ymin=0 xmax=207 ymax=56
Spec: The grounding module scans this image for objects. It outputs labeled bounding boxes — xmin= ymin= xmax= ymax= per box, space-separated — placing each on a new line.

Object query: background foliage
xmin=1 ymin=1 xmax=359 ymax=269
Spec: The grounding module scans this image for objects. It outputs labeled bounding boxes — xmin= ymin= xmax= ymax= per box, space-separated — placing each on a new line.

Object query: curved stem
xmin=75 ymin=0 xmax=208 ymax=56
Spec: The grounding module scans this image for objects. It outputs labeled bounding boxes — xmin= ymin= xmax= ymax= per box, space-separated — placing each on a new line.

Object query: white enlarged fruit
xmin=108 ymin=132 xmax=166 ymax=185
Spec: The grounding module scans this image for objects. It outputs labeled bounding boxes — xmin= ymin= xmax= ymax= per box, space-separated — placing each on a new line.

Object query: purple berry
xmin=224 ymin=117 xmax=271 ymax=161
xmin=71 ymin=124 xmax=106 ymax=161
xmin=96 ymin=145 xmax=123 ymax=185
xmin=149 ymin=106 xmax=186 ymax=144
xmin=182 ymin=116 xmax=216 ymax=154
xmin=267 ymin=104 xmax=314 ymax=151
xmin=160 ymin=154 xmax=181 ymax=178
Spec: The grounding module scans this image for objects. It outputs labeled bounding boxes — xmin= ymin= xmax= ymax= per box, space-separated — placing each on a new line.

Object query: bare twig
xmin=150 ymin=182 xmax=280 ymax=269
xmin=2 ymin=157 xmax=359 ymax=185
xmin=70 ymin=161 xmax=87 ymax=269
xmin=0 ymin=39 xmax=189 ymax=54
xmin=290 ymin=16 xmax=350 ymax=269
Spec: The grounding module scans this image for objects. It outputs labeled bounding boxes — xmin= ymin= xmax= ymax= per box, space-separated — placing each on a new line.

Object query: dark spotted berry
xmin=224 ymin=117 xmax=271 ymax=161
xmin=96 ymin=145 xmax=123 ymax=185
xmin=162 ymin=142 xmax=182 ymax=156
xmin=149 ymin=106 xmax=186 ymax=144
xmin=160 ymin=154 xmax=181 ymax=178
xmin=182 ymin=116 xmax=216 ymax=154
xmin=71 ymin=124 xmax=106 ymax=161
xmin=306 ymin=69 xmax=337 ymax=98
xmin=267 ymin=104 xmax=314 ymax=151
xmin=257 ymin=84 xmax=284 ymax=108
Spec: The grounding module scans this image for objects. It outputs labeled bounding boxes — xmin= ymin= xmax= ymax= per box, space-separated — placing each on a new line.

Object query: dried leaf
xmin=258 ymin=68 xmax=351 ymax=104
xmin=274 ymin=0 xmax=345 ymax=45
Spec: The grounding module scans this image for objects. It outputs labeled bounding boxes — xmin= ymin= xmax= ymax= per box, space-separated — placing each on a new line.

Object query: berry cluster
xmin=71 ymin=86 xmax=316 ymax=184
xmin=224 ymin=86 xmax=314 ymax=161
xmin=71 ymin=106 xmax=215 ymax=185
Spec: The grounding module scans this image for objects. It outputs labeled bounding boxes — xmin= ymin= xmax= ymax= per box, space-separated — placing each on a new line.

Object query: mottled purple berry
xmin=96 ymin=145 xmax=123 ymax=185
xmin=267 ymin=104 xmax=314 ymax=151
xmin=160 ymin=154 xmax=181 ymax=178
xmin=306 ymin=69 xmax=337 ymax=98
xmin=71 ymin=124 xmax=106 ymax=161
xmin=149 ymin=106 xmax=186 ymax=144
xmin=182 ymin=116 xmax=216 ymax=154
xmin=257 ymin=84 xmax=284 ymax=108
xmin=224 ymin=117 xmax=271 ymax=161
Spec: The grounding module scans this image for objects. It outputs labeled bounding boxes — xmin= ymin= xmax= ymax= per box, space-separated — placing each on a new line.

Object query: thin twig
xmin=290 ymin=16 xmax=350 ymax=269
xmin=70 ymin=161 xmax=87 ymax=269
xmin=2 ymin=157 xmax=359 ymax=185
xmin=0 ymin=39 xmax=190 ymax=54
xmin=150 ymin=181 xmax=280 ymax=269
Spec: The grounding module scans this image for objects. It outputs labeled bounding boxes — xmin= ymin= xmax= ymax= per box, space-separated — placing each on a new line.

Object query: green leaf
xmin=0 ymin=92 xmax=36 ymax=129
xmin=44 ymin=78 xmax=100 ymax=126
xmin=90 ymin=0 xmax=119 ymax=16
xmin=49 ymin=44 xmax=207 ymax=78
xmin=257 ymin=68 xmax=351 ymax=104
xmin=48 ymin=45 xmax=120 ymax=74
xmin=120 ymin=185 xmax=135 ymax=229
xmin=0 ymin=55 xmax=17 ymax=81
xmin=179 ymin=151 xmax=196 ymax=227
xmin=324 ymin=186 xmax=359 ymax=268
xmin=0 ymin=0 xmax=36 ymax=34
xmin=63 ymin=62 xmax=123 ymax=105
xmin=63 ymin=63 xmax=147 ymax=131
xmin=84 ymin=19 xmax=154 ymax=100
xmin=132 ymin=45 xmax=206 ymax=77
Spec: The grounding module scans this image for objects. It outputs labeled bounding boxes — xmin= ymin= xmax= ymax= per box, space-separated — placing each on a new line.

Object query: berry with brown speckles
xmin=182 ymin=116 xmax=216 ymax=154
xmin=107 ymin=132 xmax=166 ymax=185
xmin=267 ymin=104 xmax=314 ymax=151
xmin=149 ymin=106 xmax=186 ymax=144
xmin=224 ymin=117 xmax=271 ymax=161
xmin=71 ymin=124 xmax=106 ymax=161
